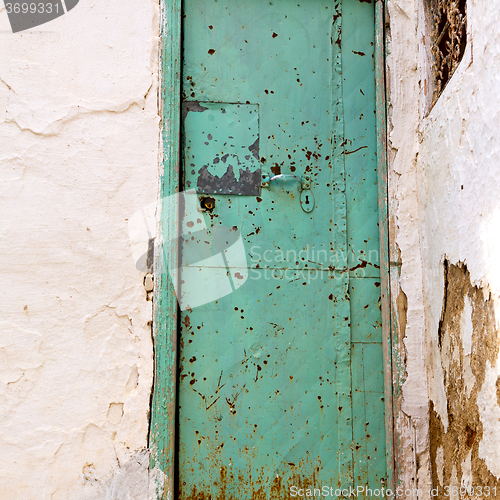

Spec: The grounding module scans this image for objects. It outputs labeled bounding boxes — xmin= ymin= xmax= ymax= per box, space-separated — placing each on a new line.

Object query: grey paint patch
xmin=80 ymin=449 xmax=164 ymax=500
xmin=64 ymin=0 xmax=80 ymax=11
xmin=183 ymin=101 xmax=208 ymax=121
xmin=183 ymin=102 xmax=261 ymax=195
xmin=135 ymin=238 xmax=155 ymax=273
xmin=197 ymin=165 xmax=261 ymax=195
xmin=248 ymin=138 xmax=259 ymax=160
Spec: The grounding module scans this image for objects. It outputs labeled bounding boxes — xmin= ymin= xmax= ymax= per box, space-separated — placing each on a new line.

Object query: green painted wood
xmin=332 ymin=6 xmax=353 ymax=488
xmin=178 ymin=0 xmax=386 ymax=498
xmin=153 ymin=0 xmax=391 ymax=497
xmin=181 ymin=3 xmax=346 ymax=269
xmin=374 ymin=0 xmax=396 ymax=490
xmin=343 ymin=0 xmax=379 ymax=279
xmin=351 ymin=343 xmax=386 ymax=486
xmin=342 ymin=1 xmax=388 ymax=494
xmin=150 ymin=0 xmax=181 ymax=498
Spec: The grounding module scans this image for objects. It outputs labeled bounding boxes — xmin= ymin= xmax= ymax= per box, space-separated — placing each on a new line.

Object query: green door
xmin=177 ymin=0 xmax=386 ymax=497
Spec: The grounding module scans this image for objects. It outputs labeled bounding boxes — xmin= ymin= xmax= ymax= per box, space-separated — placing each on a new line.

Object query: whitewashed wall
xmin=388 ymin=0 xmax=500 ymax=496
xmin=0 ymin=1 xmax=159 ymax=499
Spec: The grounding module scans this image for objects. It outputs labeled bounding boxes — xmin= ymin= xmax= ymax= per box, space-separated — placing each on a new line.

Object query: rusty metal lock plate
xmin=183 ymin=102 xmax=261 ymax=195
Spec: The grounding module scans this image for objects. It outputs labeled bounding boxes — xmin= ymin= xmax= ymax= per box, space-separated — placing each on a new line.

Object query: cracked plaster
xmin=388 ymin=0 xmax=500 ymax=495
xmin=0 ymin=0 xmax=160 ymax=498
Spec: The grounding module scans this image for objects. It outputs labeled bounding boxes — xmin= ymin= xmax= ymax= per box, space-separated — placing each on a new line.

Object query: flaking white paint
xmin=388 ymin=0 xmax=500 ymax=490
xmin=0 ymin=0 xmax=160 ymax=498
xmin=460 ymin=296 xmax=473 ymax=356
xmin=461 ymin=450 xmax=473 ymax=492
xmin=418 ymin=0 xmax=500 ymax=483
xmin=386 ymin=0 xmax=432 ymax=493
xmin=477 ymin=358 xmax=500 ymax=480
xmin=436 ymin=446 xmax=444 ymax=486
xmin=461 ymin=296 xmax=475 ymax=398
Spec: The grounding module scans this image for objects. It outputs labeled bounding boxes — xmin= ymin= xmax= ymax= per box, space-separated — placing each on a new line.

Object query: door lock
xmin=200 ymin=196 xmax=216 ymax=212
xmin=261 ymin=173 xmax=315 ymax=213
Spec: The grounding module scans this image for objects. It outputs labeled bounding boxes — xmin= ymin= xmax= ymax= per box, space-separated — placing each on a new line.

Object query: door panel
xmin=177 ymin=0 xmax=385 ymax=498
xmin=181 ymin=0 xmax=344 ymax=271
xmin=343 ymin=0 xmax=380 ymax=279
xmin=178 ymin=273 xmax=351 ymax=498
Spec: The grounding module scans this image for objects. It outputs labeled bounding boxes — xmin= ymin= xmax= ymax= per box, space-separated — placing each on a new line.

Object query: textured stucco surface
xmin=387 ymin=0 xmax=500 ymax=496
xmin=0 ymin=1 xmax=159 ymax=498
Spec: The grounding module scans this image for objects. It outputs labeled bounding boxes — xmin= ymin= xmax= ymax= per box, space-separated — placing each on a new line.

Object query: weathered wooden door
xmin=176 ymin=0 xmax=386 ymax=497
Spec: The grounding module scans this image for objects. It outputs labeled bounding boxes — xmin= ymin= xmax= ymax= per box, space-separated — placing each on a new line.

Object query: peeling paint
xmin=477 ymin=356 xmax=500 ymax=480
xmin=183 ymin=102 xmax=261 ymax=195
xmin=386 ymin=0 xmax=500 ymax=493
xmin=428 ymin=263 xmax=500 ymax=498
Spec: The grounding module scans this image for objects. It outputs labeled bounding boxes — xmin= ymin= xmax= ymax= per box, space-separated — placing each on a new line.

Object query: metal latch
xmin=261 ymin=173 xmax=315 ymax=213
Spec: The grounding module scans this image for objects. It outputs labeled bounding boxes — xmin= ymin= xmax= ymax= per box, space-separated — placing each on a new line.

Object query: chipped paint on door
xmin=176 ymin=0 xmax=386 ymax=498
xmin=183 ymin=102 xmax=261 ymax=195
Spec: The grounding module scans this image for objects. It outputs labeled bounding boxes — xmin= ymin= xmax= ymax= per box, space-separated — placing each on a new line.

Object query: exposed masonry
xmin=430 ymin=0 xmax=467 ymax=102
xmin=430 ymin=262 xmax=500 ymax=497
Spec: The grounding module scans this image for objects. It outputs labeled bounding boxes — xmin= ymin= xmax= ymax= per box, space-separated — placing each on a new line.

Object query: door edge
xmin=150 ymin=0 xmax=182 ymax=499
xmin=375 ymin=0 xmax=398 ymax=493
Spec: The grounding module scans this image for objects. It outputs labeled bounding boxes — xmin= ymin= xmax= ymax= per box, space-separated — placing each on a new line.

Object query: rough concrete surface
xmin=0 ymin=0 xmax=160 ymax=498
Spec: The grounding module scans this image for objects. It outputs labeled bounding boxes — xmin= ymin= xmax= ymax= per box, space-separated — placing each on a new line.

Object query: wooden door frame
xmin=149 ymin=1 xmax=396 ymax=498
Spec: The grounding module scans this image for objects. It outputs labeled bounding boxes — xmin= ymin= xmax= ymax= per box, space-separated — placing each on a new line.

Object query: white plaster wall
xmin=418 ymin=0 xmax=499 ymax=343
xmin=417 ymin=0 xmax=500 ymax=480
xmin=0 ymin=1 xmax=160 ymax=498
xmin=388 ymin=0 xmax=500 ymax=492
xmin=386 ymin=0 xmax=430 ymax=495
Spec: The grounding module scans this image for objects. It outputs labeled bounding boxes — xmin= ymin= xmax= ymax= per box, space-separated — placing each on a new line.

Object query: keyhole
xmin=300 ymin=190 xmax=314 ymax=213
